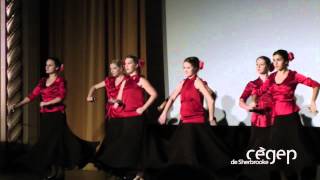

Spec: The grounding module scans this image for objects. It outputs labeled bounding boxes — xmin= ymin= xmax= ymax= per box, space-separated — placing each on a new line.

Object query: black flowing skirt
xmin=247 ymin=126 xmax=271 ymax=150
xmin=269 ymin=112 xmax=315 ymax=171
xmin=145 ymin=123 xmax=232 ymax=173
xmin=168 ymin=124 xmax=232 ymax=171
xmin=12 ymin=112 xmax=98 ymax=173
xmin=95 ymin=115 xmax=145 ymax=173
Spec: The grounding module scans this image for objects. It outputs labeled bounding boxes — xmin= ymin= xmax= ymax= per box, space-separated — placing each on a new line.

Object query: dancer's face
xmin=256 ymin=58 xmax=268 ymax=74
xmin=45 ymin=59 xmax=59 ymax=74
xmin=273 ymin=54 xmax=287 ymax=71
xmin=183 ymin=62 xmax=196 ymax=77
xmin=109 ymin=63 xmax=122 ymax=77
xmin=124 ymin=58 xmax=138 ymax=75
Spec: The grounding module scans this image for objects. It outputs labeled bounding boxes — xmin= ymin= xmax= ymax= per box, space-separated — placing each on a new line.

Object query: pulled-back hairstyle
xmin=257 ymin=56 xmax=274 ymax=72
xmin=184 ymin=56 xmax=200 ymax=72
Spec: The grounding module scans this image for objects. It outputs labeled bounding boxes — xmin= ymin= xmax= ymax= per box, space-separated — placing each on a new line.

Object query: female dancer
xmin=9 ymin=58 xmax=97 ymax=179
xmin=253 ymin=50 xmax=320 ymax=178
xmin=93 ymin=55 xmax=157 ymax=180
xmin=87 ymin=59 xmax=125 ymax=118
xmin=239 ymin=56 xmax=274 ymax=149
xmin=158 ymin=57 xmax=231 ymax=177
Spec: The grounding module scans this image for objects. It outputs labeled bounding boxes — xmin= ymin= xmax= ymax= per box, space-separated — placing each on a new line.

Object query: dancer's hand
xmin=8 ymin=104 xmax=16 ymax=113
xmin=108 ymin=98 xmax=116 ymax=104
xmin=136 ymin=107 xmax=145 ymax=114
xmin=114 ymin=99 xmax=123 ymax=106
xmin=87 ymin=96 xmax=96 ymax=102
xmin=113 ymin=103 xmax=119 ymax=109
xmin=158 ymin=114 xmax=167 ymax=125
xmin=309 ymin=101 xmax=318 ymax=113
xmin=40 ymin=101 xmax=47 ymax=107
xmin=209 ymin=117 xmax=217 ymax=126
xmin=247 ymin=101 xmax=257 ymax=111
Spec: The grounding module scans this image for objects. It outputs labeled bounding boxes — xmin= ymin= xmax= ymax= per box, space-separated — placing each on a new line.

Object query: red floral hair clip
xmin=59 ymin=64 xmax=64 ymax=72
xmin=199 ymin=60 xmax=204 ymax=70
xmin=138 ymin=59 xmax=145 ymax=68
xmin=288 ymin=52 xmax=295 ymax=61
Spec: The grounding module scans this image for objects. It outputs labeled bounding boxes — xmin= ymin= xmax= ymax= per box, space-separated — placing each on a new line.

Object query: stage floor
xmin=1 ymin=168 xmax=320 ymax=180
xmin=0 ymin=170 xmax=112 ymax=180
